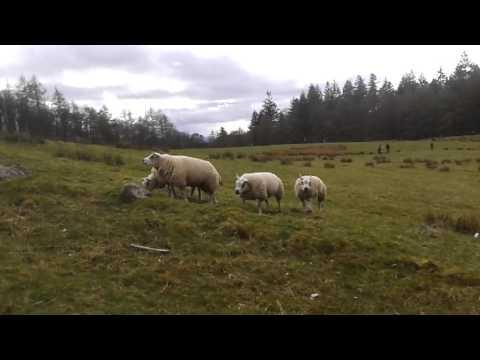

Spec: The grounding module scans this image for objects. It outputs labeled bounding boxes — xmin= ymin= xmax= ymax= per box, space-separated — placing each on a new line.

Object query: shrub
xmin=425 ymin=160 xmax=439 ymax=169
xmin=424 ymin=212 xmax=479 ymax=234
xmin=208 ymin=153 xmax=221 ymax=160
xmin=438 ymin=165 xmax=450 ymax=172
xmin=113 ymin=154 xmax=125 ymax=166
xmin=374 ymin=155 xmax=390 ymax=164
xmin=324 ymin=162 xmax=335 ymax=169
xmin=249 ymin=154 xmax=271 ymax=162
xmin=1 ymin=132 xmax=45 ymax=144
xmin=280 ymin=158 xmax=292 ymax=165
xmin=222 ymin=151 xmax=235 ymax=160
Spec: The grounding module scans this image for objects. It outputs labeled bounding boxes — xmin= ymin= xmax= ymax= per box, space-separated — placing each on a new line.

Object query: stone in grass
xmin=0 ymin=164 xmax=30 ymax=181
xmin=120 ymin=182 xmax=151 ymax=203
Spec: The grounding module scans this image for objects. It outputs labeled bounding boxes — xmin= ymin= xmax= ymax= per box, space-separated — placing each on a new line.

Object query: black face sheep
xmin=143 ymin=152 xmax=222 ymax=203
xmin=294 ymin=174 xmax=327 ymax=213
xmin=234 ymin=172 xmax=284 ymax=215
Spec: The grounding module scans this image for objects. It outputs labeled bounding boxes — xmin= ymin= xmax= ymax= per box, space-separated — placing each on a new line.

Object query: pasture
xmin=0 ymin=137 xmax=479 ymax=314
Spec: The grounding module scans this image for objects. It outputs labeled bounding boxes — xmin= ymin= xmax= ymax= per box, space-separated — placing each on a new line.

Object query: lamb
xmin=294 ymin=174 xmax=327 ymax=212
xmin=234 ymin=172 xmax=284 ymax=215
xmin=143 ymin=152 xmax=222 ymax=203
xmin=143 ymin=167 xmax=202 ymax=200
xmin=142 ymin=167 xmax=174 ymax=196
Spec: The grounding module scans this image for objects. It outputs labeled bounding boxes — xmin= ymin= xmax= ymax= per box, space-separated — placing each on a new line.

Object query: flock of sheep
xmin=142 ymin=152 xmax=327 ymax=214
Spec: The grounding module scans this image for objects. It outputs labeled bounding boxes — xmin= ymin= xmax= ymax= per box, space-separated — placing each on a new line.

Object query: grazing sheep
xmin=234 ymin=172 xmax=284 ymax=215
xmin=143 ymin=153 xmax=222 ymax=203
xmin=294 ymin=174 xmax=327 ymax=212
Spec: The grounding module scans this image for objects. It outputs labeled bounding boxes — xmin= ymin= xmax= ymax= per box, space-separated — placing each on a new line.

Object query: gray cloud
xmin=0 ymin=46 xmax=304 ymax=135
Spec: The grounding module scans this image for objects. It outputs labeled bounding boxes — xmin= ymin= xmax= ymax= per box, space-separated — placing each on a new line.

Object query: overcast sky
xmin=1 ymin=45 xmax=479 ymax=136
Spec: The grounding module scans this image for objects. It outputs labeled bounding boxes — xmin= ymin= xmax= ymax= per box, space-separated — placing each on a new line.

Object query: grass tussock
xmin=340 ymin=158 xmax=352 ymax=163
xmin=53 ymin=144 xmax=125 ymax=166
xmin=438 ymin=165 xmax=450 ymax=172
xmin=303 ymin=161 xmax=312 ymax=167
xmin=373 ymin=155 xmax=391 ymax=164
xmin=280 ymin=158 xmax=293 ymax=165
xmin=324 ymin=162 xmax=335 ymax=169
xmin=424 ymin=211 xmax=479 ymax=234
xmin=365 ymin=161 xmax=375 ymax=167
xmin=400 ymin=163 xmax=415 ymax=169
xmin=425 ymin=160 xmax=439 ymax=169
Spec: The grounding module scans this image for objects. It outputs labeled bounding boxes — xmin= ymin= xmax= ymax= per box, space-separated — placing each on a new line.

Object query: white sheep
xmin=234 ymin=172 xmax=284 ymax=214
xmin=143 ymin=167 xmax=202 ymax=200
xmin=294 ymin=174 xmax=327 ymax=212
xmin=143 ymin=152 xmax=222 ymax=203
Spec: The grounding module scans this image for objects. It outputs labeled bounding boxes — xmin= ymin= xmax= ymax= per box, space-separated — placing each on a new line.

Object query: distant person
xmin=386 ymin=144 xmax=390 ymax=153
xmin=377 ymin=145 xmax=382 ymax=154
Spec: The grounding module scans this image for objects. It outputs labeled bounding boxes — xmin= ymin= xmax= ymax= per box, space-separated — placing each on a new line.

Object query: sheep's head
xmin=143 ymin=152 xmax=164 ymax=168
xmin=142 ymin=173 xmax=157 ymax=190
xmin=234 ymin=174 xmax=250 ymax=196
xmin=298 ymin=175 xmax=313 ymax=195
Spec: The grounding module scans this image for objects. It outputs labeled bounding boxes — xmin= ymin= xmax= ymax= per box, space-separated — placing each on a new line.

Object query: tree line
xmin=1 ymin=52 xmax=479 ymax=149
xmin=0 ymin=76 xmax=207 ymax=149
xmin=210 ymin=52 xmax=480 ymax=147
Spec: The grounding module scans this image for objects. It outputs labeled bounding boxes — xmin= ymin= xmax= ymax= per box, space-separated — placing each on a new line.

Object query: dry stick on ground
xmin=129 ymin=244 xmax=171 ymax=253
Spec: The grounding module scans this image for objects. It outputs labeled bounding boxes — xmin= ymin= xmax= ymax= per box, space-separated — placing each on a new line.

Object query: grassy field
xmin=1 ymin=136 xmax=480 ymax=314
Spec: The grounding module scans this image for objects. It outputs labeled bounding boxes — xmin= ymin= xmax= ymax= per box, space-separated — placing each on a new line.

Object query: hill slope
xmin=0 ymin=138 xmax=479 ymax=314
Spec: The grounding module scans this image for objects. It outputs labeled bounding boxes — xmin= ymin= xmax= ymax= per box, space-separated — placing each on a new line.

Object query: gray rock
xmin=0 ymin=165 xmax=30 ymax=181
xmin=120 ymin=182 xmax=151 ymax=203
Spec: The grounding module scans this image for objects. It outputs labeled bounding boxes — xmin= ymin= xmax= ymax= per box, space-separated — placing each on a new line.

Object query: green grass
xmin=1 ymin=138 xmax=480 ymax=314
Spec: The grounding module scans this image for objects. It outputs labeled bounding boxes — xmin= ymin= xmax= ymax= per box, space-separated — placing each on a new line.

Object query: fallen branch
xmin=129 ymin=244 xmax=171 ymax=254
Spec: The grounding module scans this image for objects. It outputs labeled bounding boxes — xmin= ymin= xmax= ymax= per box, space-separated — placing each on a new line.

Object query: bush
xmin=438 ymin=165 xmax=450 ymax=172
xmin=1 ymin=132 xmax=45 ymax=144
xmin=249 ymin=154 xmax=271 ymax=162
xmin=302 ymin=156 xmax=315 ymax=162
xmin=424 ymin=211 xmax=479 ymax=234
xmin=373 ymin=156 xmax=390 ymax=164
xmin=222 ymin=151 xmax=235 ymax=160
xmin=324 ymin=162 xmax=335 ymax=169
xmin=208 ymin=153 xmax=221 ymax=160
xmin=425 ymin=160 xmax=439 ymax=169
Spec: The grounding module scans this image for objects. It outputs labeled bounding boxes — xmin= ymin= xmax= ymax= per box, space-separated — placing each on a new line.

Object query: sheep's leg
xmin=257 ymin=199 xmax=263 ymax=215
xmin=177 ymin=185 xmax=188 ymax=202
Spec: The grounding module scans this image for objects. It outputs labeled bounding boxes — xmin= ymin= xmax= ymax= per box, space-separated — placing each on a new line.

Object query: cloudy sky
xmin=1 ymin=45 xmax=479 ymax=136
